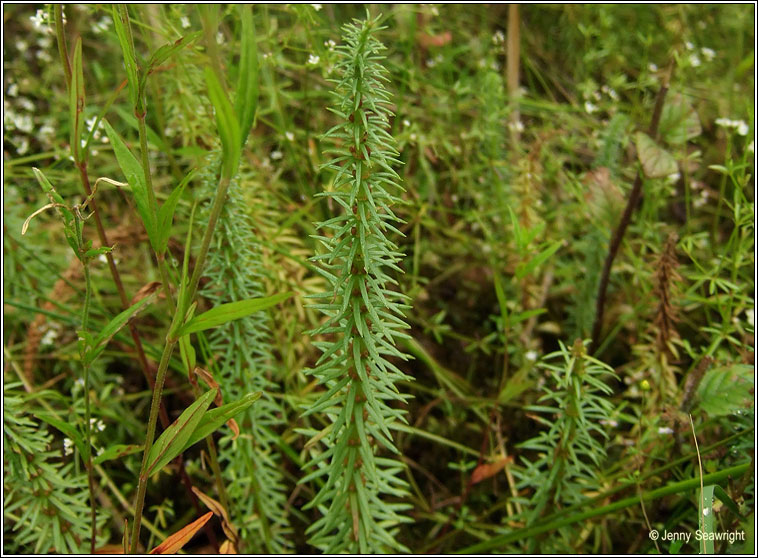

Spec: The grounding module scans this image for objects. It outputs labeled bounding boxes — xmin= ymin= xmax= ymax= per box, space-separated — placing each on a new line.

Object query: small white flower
xmin=508 ymin=119 xmax=525 ymax=133
xmin=747 ymin=140 xmax=754 ymax=154
xmin=492 ymin=30 xmax=505 ymax=45
xmin=648 ymin=62 xmax=658 ymax=72
xmin=17 ymin=97 xmax=35 ymax=112
xmin=736 ymin=121 xmax=749 ymax=136
xmin=666 ymin=172 xmax=681 ymax=184
xmin=689 ymin=54 xmax=701 ymax=67
xmin=96 ymin=446 xmax=104 ymax=456
xmin=40 ymin=327 xmax=58 ymax=346
xmin=658 ymin=426 xmax=675 ymax=435
xmin=685 ymin=41 xmax=694 ymax=51
xmin=584 ymin=101 xmax=598 ymax=114
xmin=409 ymin=133 xmax=417 ymax=142
xmin=216 ymin=31 xmax=224 ymax=44
xmin=75 ymin=377 xmax=85 ymax=388
xmin=86 ymin=116 xmax=99 ymax=133
xmin=180 ymin=16 xmax=190 ymax=29
xmin=16 ymin=137 xmax=30 ymax=155
xmin=525 ymin=350 xmax=538 ymax=362
xmin=93 ymin=16 xmax=111 ymax=34
xmin=703 ymin=507 xmax=710 ymax=516
xmin=270 ymin=150 xmax=283 ymax=160
xmin=715 ymin=117 xmax=732 ymax=128
xmin=403 ymin=119 xmax=411 ymax=127
xmin=97 ymin=420 xmax=106 ymax=432
xmin=746 ymin=308 xmax=754 ymax=328
xmin=599 ymin=419 xmax=619 ymax=427
xmin=30 ymin=9 xmax=48 ymax=31
xmin=63 ymin=438 xmax=74 ymax=456
xmin=311 ymin=4 xmax=322 ymax=11
xmin=7 ymin=83 xmax=18 ymax=97
xmin=16 ymin=39 xmax=28 ymax=52
xmin=307 ymin=54 xmax=320 ymax=66
xmin=324 ymin=39 xmax=336 ymax=51
xmin=285 ymin=131 xmax=295 ymax=141
xmin=37 ymin=49 xmax=53 ymax=63
xmin=701 ymin=47 xmax=715 ymax=61
xmin=15 ymin=114 xmax=34 ymax=133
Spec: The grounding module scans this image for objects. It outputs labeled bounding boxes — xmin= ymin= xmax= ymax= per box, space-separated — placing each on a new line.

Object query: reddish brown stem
xmin=591 ymin=62 xmax=673 ymax=351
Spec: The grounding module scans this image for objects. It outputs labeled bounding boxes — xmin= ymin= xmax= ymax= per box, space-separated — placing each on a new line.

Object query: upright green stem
xmin=129 ymin=173 xmax=232 ymax=553
xmin=77 ymin=218 xmax=97 ymax=553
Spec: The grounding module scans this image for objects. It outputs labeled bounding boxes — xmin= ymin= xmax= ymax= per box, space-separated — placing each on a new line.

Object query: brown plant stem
xmin=591 ymin=62 xmax=673 ymax=351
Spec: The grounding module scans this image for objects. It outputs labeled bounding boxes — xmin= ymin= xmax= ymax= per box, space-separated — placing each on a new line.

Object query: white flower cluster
xmin=715 ymin=117 xmax=750 ymax=136
xmin=685 ymin=41 xmax=716 ymax=68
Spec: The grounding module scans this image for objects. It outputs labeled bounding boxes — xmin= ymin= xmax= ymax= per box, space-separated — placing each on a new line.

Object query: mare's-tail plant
xmin=198 ymin=155 xmax=292 ymax=553
xmin=513 ymin=339 xmax=617 ymax=532
xmin=300 ymin=14 xmax=413 ymax=553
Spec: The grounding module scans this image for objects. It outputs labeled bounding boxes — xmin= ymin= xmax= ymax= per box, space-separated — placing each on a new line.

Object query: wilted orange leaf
xmin=192 ymin=486 xmax=239 ymax=546
xmin=193 ymin=367 xmax=224 ymax=406
xmin=219 ymin=540 xmax=238 ymax=554
xmin=149 ymin=511 xmax=213 ymax=554
xmin=470 ymin=456 xmax=513 ymax=485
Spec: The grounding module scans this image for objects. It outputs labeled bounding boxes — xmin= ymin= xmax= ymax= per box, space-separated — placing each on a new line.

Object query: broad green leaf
xmin=180 ymin=391 xmax=261 ymax=452
xmin=146 ymin=389 xmax=217 ymax=476
xmin=176 ymin=292 xmax=293 ymax=337
xmin=112 ymin=5 xmax=139 ymax=108
xmin=635 ymin=131 xmax=678 ymax=179
xmin=146 ymin=31 xmax=202 ymax=75
xmin=84 ymin=294 xmax=155 ymax=365
xmin=156 ymin=169 xmax=195 ymax=255
xmin=205 ymin=67 xmax=241 ymax=180
xmin=516 ymin=240 xmax=562 ymax=279
xmin=93 ymin=443 xmax=143 ymax=465
xmin=659 ymin=92 xmax=702 ymax=145
xmin=69 ymin=38 xmax=85 ymax=162
xmin=699 ymin=485 xmax=715 ymax=554
xmin=234 ymin=6 xmax=259 ymax=147
xmin=34 ymin=413 xmax=88 ymax=459
xmin=102 ymin=119 xmax=158 ymax=250
xmin=696 ymin=363 xmax=753 ymax=417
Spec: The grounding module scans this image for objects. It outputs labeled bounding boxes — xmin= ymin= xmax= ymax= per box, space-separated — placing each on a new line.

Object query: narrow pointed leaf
xmin=176 ymin=292 xmax=293 ymax=336
xmin=102 ymin=119 xmax=158 ymax=249
xmin=156 ymin=169 xmax=195 ymax=255
xmin=180 ymin=391 xmax=261 ymax=452
xmin=84 ymin=294 xmax=155 ymax=365
xmin=112 ymin=5 xmax=139 ymax=107
xmin=234 ymin=6 xmax=259 ymax=147
xmin=205 ymin=67 xmax=241 ymax=180
xmin=69 ymin=38 xmax=85 ymax=162
xmin=146 ymin=31 xmax=202 ymax=75
xmin=93 ymin=443 xmax=143 ymax=465
xmin=146 ymin=389 xmax=217 ymax=476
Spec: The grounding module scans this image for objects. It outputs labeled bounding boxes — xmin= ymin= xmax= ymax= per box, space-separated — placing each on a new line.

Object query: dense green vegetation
xmin=3 ymin=4 xmax=754 ymax=554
